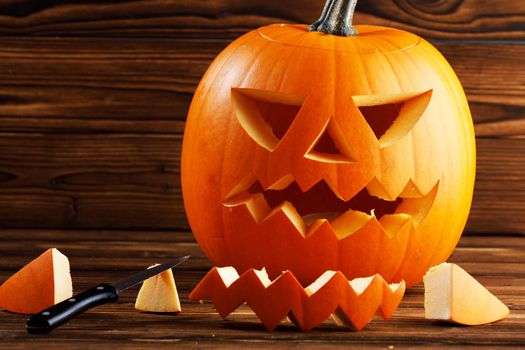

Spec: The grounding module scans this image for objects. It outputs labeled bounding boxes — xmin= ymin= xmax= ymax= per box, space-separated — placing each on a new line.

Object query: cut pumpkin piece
xmin=424 ymin=263 xmax=509 ymax=325
xmin=190 ymin=267 xmax=405 ymax=331
xmin=0 ymin=248 xmax=73 ymax=314
xmin=135 ymin=265 xmax=181 ymax=313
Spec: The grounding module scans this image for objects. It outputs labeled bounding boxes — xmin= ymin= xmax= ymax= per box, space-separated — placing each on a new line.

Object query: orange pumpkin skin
xmin=0 ymin=248 xmax=72 ymax=314
xmin=182 ymin=24 xmax=476 ymax=287
xmin=190 ymin=267 xmax=405 ymax=331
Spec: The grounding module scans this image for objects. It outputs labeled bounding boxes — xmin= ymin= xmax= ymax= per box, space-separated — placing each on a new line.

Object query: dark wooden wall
xmin=0 ymin=0 xmax=523 ymax=234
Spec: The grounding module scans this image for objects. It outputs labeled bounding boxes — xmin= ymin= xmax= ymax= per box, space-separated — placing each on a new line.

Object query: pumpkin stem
xmin=309 ymin=0 xmax=359 ymax=36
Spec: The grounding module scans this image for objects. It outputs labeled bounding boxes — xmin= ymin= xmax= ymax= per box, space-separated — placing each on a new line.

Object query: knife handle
xmin=26 ymin=284 xmax=119 ymax=334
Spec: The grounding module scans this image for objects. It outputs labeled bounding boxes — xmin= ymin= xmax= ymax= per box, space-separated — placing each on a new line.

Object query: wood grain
xmin=0 ymin=133 xmax=187 ymax=229
xmin=0 ymin=38 xmax=522 ymax=134
xmin=0 ymin=230 xmax=522 ymax=349
xmin=0 ymin=38 xmax=212 ymax=134
xmin=0 ymin=0 xmax=521 ymax=40
xmin=0 ymin=3 xmax=523 ymax=234
xmin=1 ymin=132 xmax=525 ymax=233
xmin=0 ymin=37 xmax=523 ymax=232
xmin=469 ymin=138 xmax=525 ymax=233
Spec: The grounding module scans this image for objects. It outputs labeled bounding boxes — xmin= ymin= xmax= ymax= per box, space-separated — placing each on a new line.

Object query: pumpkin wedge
xmin=0 ymin=248 xmax=73 ymax=314
xmin=424 ymin=263 xmax=509 ymax=325
xmin=190 ymin=267 xmax=405 ymax=331
xmin=135 ymin=265 xmax=181 ymax=313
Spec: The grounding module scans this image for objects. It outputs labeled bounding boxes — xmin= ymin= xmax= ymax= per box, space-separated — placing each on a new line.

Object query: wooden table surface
xmin=0 ymin=1 xmax=523 ymax=348
xmin=0 ymin=230 xmax=523 ymax=349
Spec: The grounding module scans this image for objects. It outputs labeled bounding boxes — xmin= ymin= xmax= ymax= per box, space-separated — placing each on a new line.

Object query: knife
xmin=26 ymin=255 xmax=190 ymax=334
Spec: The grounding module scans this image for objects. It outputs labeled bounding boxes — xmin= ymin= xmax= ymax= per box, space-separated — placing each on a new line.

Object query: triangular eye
xmin=231 ymin=88 xmax=305 ymax=151
xmin=353 ymin=90 xmax=432 ymax=148
xmin=305 ymin=117 xmax=355 ymax=163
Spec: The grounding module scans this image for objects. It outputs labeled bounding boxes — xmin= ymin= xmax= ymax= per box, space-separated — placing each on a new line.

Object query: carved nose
xmin=305 ymin=116 xmax=356 ymax=164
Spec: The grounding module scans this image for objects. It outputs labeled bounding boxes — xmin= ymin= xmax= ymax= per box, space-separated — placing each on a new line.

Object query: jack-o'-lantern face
xmin=182 ymin=24 xmax=475 ymax=287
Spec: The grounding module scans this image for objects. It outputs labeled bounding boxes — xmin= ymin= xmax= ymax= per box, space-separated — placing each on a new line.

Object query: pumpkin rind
xmin=182 ymin=23 xmax=475 ymax=287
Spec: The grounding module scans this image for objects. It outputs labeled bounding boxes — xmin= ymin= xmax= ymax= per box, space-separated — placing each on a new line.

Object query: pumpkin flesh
xmin=135 ymin=265 xmax=182 ymax=313
xmin=424 ymin=263 xmax=509 ymax=325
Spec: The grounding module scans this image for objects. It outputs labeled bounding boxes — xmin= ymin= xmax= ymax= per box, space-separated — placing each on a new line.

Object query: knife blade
xmin=26 ymin=255 xmax=190 ymax=334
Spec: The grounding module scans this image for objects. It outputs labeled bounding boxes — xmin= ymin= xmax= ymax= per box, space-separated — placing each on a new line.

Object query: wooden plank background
xmin=0 ymin=0 xmax=523 ymax=234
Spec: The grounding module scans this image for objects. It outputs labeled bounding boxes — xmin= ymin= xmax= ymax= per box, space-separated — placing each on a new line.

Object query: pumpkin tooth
xmin=378 ymin=214 xmax=412 ymax=239
xmin=323 ymin=177 xmax=347 ymax=201
xmin=348 ymin=275 xmax=376 ymax=295
xmin=302 ymin=212 xmax=339 ymax=227
xmin=330 ymin=209 xmax=373 ymax=239
xmin=261 ymin=201 xmax=307 ymax=237
xmin=304 ymin=270 xmax=338 ymax=295
xmin=394 ymin=181 xmax=439 ymax=226
xmin=224 ymin=173 xmax=258 ymax=201
xmin=399 ymin=179 xmax=424 ymax=198
xmin=303 ymin=218 xmax=333 ymax=239
xmin=365 ymin=177 xmax=398 ymax=201
xmin=388 ymin=281 xmax=404 ymax=293
xmin=228 ymin=193 xmax=272 ymax=223
xmin=265 ymin=174 xmax=295 ymax=191
xmin=253 ymin=268 xmax=272 ymax=288
xmin=379 ymin=278 xmax=407 ymax=320
xmin=222 ymin=192 xmax=256 ymax=207
xmin=215 ymin=266 xmax=241 ymax=288
xmin=292 ymin=175 xmax=324 ymax=194
xmin=410 ymin=173 xmax=442 ymax=200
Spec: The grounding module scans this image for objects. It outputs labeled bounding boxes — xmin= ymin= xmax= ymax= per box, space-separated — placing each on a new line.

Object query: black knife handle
xmin=26 ymin=284 xmax=119 ymax=334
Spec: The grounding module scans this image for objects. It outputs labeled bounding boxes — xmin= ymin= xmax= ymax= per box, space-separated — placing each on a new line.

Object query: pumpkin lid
xmin=257 ymin=24 xmax=421 ymax=55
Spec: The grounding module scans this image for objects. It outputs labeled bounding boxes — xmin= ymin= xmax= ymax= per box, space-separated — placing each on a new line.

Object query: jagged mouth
xmin=224 ymin=175 xmax=439 ymax=239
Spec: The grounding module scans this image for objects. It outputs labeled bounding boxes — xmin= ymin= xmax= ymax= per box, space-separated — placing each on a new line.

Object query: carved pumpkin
xmin=182 ymin=0 xmax=476 ymax=287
